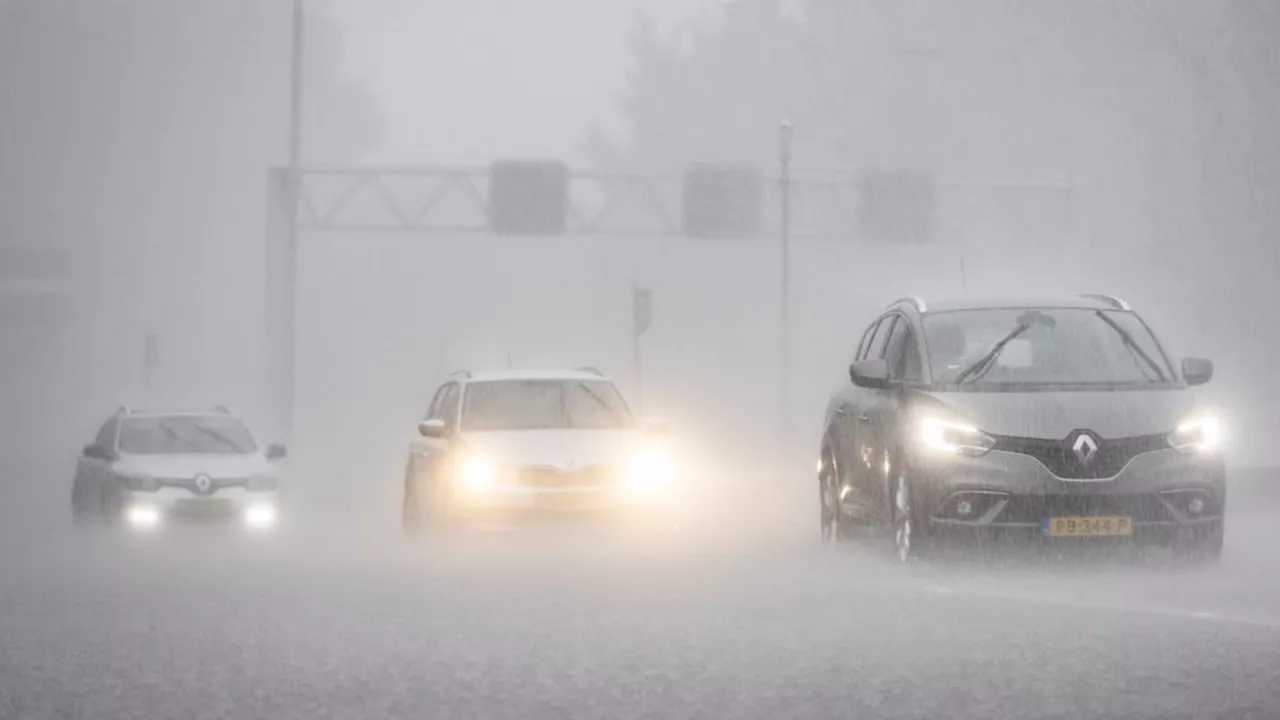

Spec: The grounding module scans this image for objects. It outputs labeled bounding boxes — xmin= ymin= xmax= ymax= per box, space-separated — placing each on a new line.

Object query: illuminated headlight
xmin=246 ymin=474 xmax=279 ymax=492
xmin=125 ymin=503 xmax=162 ymax=529
xmin=626 ymin=448 xmax=674 ymax=494
xmin=1168 ymin=415 xmax=1222 ymax=454
xmin=918 ymin=416 xmax=996 ymax=457
xmin=457 ymin=456 xmax=498 ymax=491
xmin=122 ymin=473 xmax=159 ymax=492
xmin=243 ymin=502 xmax=277 ymax=530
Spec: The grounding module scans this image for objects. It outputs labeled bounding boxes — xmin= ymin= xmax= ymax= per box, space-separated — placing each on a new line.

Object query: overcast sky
xmin=330 ymin=0 xmax=708 ymax=165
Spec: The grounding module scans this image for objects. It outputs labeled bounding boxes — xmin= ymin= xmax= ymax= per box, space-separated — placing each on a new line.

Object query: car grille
xmin=157 ymin=477 xmax=244 ymax=494
xmin=991 ymin=433 xmax=1168 ymax=479
xmin=517 ymin=466 xmax=612 ymax=489
xmin=996 ymin=494 xmax=1176 ymax=524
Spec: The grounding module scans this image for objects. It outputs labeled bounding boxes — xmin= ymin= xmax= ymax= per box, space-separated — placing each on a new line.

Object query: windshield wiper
xmin=191 ymin=425 xmax=244 ymax=452
xmin=573 ymin=382 xmax=626 ymax=426
xmin=954 ymin=323 xmax=1032 ymax=384
xmin=1095 ymin=311 xmax=1168 ymax=382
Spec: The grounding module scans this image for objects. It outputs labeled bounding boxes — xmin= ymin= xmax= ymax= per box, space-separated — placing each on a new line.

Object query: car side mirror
xmin=1182 ymin=357 xmax=1214 ymax=387
xmin=643 ymin=418 xmax=671 ymax=435
xmin=418 ymin=418 xmax=447 ymax=439
xmin=849 ymin=358 xmax=890 ymax=389
xmin=83 ymin=445 xmax=115 ymax=461
xmin=266 ymin=444 xmax=288 ymax=460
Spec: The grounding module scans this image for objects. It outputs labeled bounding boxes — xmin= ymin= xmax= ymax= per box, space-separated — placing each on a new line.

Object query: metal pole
xmin=633 ymin=329 xmax=643 ymax=416
xmin=778 ymin=120 xmax=793 ymax=478
xmin=280 ymin=0 xmax=304 ymax=445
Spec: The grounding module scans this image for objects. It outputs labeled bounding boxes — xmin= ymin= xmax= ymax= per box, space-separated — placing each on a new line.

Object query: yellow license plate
xmin=1044 ymin=516 xmax=1133 ymax=537
xmin=176 ymin=498 xmax=232 ymax=514
xmin=537 ymin=493 xmax=601 ymax=511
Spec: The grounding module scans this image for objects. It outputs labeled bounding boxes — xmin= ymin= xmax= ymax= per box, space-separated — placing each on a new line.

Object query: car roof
xmin=114 ymin=406 xmax=237 ymax=419
xmin=462 ymin=369 xmax=615 ymax=384
xmin=889 ymin=294 xmax=1131 ymax=315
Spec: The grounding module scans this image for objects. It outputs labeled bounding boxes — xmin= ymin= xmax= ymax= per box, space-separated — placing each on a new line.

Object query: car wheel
xmin=402 ymin=459 xmax=427 ymax=537
xmin=890 ymin=473 xmax=931 ymax=563
xmin=819 ymin=449 xmax=841 ymax=545
xmin=1173 ymin=520 xmax=1224 ymax=564
xmin=71 ymin=481 xmax=93 ymax=527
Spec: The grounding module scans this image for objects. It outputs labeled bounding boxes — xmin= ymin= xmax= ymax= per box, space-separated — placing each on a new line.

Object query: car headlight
xmin=246 ymin=474 xmax=279 ymax=492
xmin=121 ymin=473 xmax=158 ymax=492
xmin=918 ymin=416 xmax=996 ymax=457
xmin=626 ymin=448 xmax=674 ymax=494
xmin=1168 ymin=415 xmax=1222 ymax=454
xmin=457 ymin=456 xmax=498 ymax=491
xmin=125 ymin=503 xmax=162 ymax=529
xmin=243 ymin=502 xmax=277 ymax=530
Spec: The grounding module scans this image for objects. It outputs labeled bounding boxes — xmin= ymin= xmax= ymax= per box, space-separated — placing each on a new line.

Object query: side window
xmin=425 ymin=384 xmax=450 ymax=421
xmin=93 ymin=418 xmax=119 ymax=450
xmin=884 ymin=316 xmax=923 ymax=382
xmin=857 ymin=318 xmax=884 ymax=361
xmin=438 ymin=384 xmax=461 ymax=430
xmin=865 ymin=315 xmax=896 ymax=360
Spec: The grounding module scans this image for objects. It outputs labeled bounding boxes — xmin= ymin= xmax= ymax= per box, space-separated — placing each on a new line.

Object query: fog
xmin=2 ymin=1 xmax=1280 ymax=718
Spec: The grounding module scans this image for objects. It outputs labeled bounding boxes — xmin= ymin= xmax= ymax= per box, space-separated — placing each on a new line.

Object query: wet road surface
xmin=2 ymin=486 xmax=1279 ymax=720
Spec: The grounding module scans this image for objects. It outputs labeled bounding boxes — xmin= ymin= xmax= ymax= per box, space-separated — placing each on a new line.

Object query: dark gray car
xmin=818 ymin=294 xmax=1224 ymax=562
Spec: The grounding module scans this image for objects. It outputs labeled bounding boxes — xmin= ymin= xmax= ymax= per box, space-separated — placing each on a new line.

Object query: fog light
xmin=243 ymin=503 xmax=277 ymax=530
xmin=1187 ymin=497 xmax=1205 ymax=515
xmin=125 ymin=504 xmax=161 ymax=530
xmin=956 ymin=500 xmax=974 ymax=518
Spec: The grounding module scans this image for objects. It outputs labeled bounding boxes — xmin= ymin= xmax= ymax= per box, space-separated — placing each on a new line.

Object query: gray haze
xmin=2 ymin=1 xmax=1279 ymax=718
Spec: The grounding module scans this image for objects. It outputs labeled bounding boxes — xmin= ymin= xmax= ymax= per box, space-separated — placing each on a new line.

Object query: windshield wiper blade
xmin=1095 ymin=311 xmax=1167 ymax=382
xmin=954 ymin=323 xmax=1031 ymax=384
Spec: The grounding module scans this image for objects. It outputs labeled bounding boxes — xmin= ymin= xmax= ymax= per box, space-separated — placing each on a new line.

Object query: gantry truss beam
xmin=272 ymin=166 xmax=1073 ymax=244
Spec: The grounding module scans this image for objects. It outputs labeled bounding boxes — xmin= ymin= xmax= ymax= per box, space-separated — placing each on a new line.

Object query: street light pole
xmin=778 ymin=120 xmax=793 ymax=478
xmin=279 ymin=0 xmax=304 ymax=445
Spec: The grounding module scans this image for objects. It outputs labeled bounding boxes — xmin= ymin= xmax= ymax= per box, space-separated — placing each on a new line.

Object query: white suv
xmin=402 ymin=368 xmax=679 ymax=532
xmin=71 ymin=407 xmax=286 ymax=532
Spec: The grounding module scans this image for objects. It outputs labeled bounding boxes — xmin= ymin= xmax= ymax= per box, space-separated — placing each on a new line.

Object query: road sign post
xmin=632 ymin=283 xmax=652 ymax=413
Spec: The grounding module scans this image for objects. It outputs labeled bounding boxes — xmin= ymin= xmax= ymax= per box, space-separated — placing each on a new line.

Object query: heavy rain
xmin=1 ymin=1 xmax=1279 ymax=718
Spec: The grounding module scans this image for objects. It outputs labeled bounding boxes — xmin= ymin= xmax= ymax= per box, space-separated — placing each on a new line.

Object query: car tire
xmin=819 ymin=448 xmax=842 ymax=545
xmin=890 ymin=472 xmax=932 ymax=563
xmin=1173 ymin=520 xmax=1224 ymax=564
xmin=71 ymin=481 xmax=93 ymax=528
xmin=402 ymin=458 xmax=428 ymax=537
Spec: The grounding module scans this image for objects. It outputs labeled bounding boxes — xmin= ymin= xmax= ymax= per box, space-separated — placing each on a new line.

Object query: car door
xmin=836 ymin=315 xmax=893 ymax=522
xmin=410 ymin=382 xmax=461 ymax=507
xmin=863 ymin=314 xmax=925 ymax=524
xmin=75 ymin=417 xmax=119 ymax=517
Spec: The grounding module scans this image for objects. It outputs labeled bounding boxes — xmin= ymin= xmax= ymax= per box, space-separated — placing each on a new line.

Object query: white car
xmin=401 ymin=368 xmax=680 ymax=533
xmin=71 ymin=407 xmax=286 ymax=532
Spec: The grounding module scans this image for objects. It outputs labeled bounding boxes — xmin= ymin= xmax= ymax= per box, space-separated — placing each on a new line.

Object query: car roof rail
xmin=448 ymin=369 xmax=472 ymax=379
xmin=114 ymin=405 xmax=132 ymax=416
xmin=888 ymin=296 xmax=927 ymax=313
xmin=1079 ymin=293 xmax=1130 ymax=311
xmin=575 ymin=366 xmax=604 ymax=376
xmin=213 ymin=405 xmax=231 ymax=414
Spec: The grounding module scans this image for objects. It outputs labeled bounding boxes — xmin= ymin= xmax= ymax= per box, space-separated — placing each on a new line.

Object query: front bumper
xmin=122 ymin=487 xmax=279 ymax=530
xmin=448 ymin=484 xmax=678 ymax=524
xmin=913 ymin=447 xmax=1225 ymax=543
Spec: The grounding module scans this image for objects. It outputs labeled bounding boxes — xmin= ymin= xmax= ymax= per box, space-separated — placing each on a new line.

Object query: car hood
xmin=114 ymin=453 xmax=273 ymax=479
xmin=457 ymin=430 xmax=645 ymax=469
xmin=922 ymin=389 xmax=1198 ymax=440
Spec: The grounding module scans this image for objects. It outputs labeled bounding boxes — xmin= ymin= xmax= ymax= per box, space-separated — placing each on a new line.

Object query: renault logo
xmin=1072 ymin=433 xmax=1099 ymax=465
xmin=194 ymin=474 xmax=213 ymax=493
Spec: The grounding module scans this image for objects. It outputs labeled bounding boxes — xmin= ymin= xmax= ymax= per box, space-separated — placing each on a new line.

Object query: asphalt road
xmin=2 ymin=482 xmax=1279 ymax=720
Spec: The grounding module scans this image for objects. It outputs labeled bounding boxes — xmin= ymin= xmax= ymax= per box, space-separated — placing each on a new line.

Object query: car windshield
xmin=923 ymin=308 xmax=1175 ymax=388
xmin=117 ymin=415 xmax=258 ymax=454
xmin=461 ymin=379 xmax=635 ymax=431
